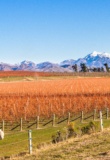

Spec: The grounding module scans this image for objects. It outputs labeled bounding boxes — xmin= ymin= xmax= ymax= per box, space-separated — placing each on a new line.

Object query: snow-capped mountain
xmin=36 ymin=62 xmax=73 ymax=72
xmin=60 ymin=59 xmax=75 ymax=68
xmin=36 ymin=62 xmax=54 ymax=69
xmin=0 ymin=63 xmax=12 ymax=71
xmin=86 ymin=51 xmax=110 ymax=59
xmin=84 ymin=51 xmax=110 ymax=68
xmin=0 ymin=63 xmax=18 ymax=71
xmin=61 ymin=51 xmax=110 ymax=70
xmin=17 ymin=60 xmax=37 ymax=71
xmin=0 ymin=51 xmax=110 ymax=72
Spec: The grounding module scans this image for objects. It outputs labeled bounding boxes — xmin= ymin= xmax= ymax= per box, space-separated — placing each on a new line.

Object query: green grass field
xmin=0 ymin=126 xmax=64 ymax=157
xmin=1 ymin=118 xmax=110 ymax=159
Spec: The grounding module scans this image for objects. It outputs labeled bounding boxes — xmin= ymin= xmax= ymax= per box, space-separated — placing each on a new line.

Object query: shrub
xmin=52 ymin=130 xmax=63 ymax=144
xmin=67 ymin=122 xmax=77 ymax=138
xmin=81 ymin=121 xmax=96 ymax=135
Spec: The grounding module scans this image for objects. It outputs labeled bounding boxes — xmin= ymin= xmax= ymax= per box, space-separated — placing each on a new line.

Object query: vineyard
xmin=0 ymin=71 xmax=110 ymax=78
xmin=0 ymin=77 xmax=110 ymax=121
xmin=0 ymin=71 xmax=57 ymax=77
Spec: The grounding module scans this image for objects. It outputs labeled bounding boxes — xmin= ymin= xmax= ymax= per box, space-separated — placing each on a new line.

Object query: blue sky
xmin=0 ymin=0 xmax=110 ymax=64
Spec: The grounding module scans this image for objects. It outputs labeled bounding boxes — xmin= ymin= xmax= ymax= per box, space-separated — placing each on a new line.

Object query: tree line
xmin=72 ymin=63 xmax=110 ymax=72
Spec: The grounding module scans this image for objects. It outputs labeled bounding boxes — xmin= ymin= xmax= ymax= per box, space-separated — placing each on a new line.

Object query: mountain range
xmin=1 ymin=51 xmax=110 ymax=72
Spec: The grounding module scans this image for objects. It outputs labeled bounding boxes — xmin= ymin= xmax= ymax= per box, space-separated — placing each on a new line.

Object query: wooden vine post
xmin=2 ymin=120 xmax=4 ymax=132
xmin=106 ymin=108 xmax=109 ymax=119
xmin=52 ymin=114 xmax=55 ymax=127
xmin=93 ymin=109 xmax=96 ymax=121
xmin=81 ymin=111 xmax=83 ymax=123
xmin=20 ymin=118 xmax=23 ymax=131
xmin=67 ymin=112 xmax=70 ymax=125
xmin=36 ymin=116 xmax=39 ymax=129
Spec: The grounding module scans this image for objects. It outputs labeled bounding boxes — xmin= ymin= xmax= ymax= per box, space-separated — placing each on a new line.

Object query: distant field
xmin=0 ymin=71 xmax=110 ymax=79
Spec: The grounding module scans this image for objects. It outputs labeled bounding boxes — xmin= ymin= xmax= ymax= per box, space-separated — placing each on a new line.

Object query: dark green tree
xmin=72 ymin=64 xmax=78 ymax=72
xmin=97 ymin=68 xmax=101 ymax=72
xmin=104 ymin=63 xmax=109 ymax=72
xmin=101 ymin=67 xmax=104 ymax=72
xmin=80 ymin=63 xmax=88 ymax=72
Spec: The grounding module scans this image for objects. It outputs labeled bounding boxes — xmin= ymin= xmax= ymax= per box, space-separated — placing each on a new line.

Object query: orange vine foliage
xmin=0 ymin=71 xmax=72 ymax=77
xmin=0 ymin=77 xmax=110 ymax=121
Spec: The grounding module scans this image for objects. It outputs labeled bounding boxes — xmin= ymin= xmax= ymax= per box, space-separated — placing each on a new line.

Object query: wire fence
xmin=0 ymin=108 xmax=109 ymax=133
xmin=0 ymin=109 xmax=109 ymax=159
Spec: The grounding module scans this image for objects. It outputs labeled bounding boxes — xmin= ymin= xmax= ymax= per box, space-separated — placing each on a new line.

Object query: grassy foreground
xmin=13 ymin=128 xmax=110 ymax=160
xmin=0 ymin=119 xmax=110 ymax=159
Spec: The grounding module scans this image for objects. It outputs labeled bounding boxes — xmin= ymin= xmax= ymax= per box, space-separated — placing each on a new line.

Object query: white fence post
xmin=28 ymin=130 xmax=32 ymax=154
xmin=100 ymin=111 xmax=103 ymax=131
